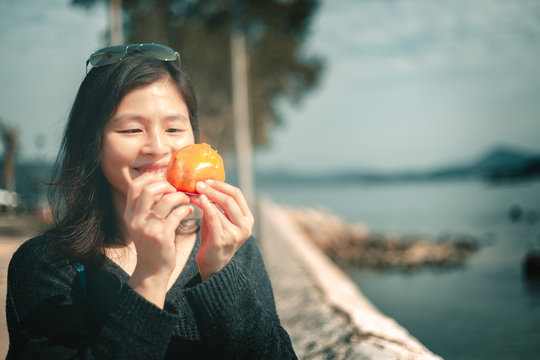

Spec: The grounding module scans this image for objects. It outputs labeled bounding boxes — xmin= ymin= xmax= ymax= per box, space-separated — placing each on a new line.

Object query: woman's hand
xmin=189 ymin=180 xmax=254 ymax=281
xmin=124 ymin=172 xmax=193 ymax=307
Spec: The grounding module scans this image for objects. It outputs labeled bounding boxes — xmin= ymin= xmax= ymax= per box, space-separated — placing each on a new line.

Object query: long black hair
xmin=47 ymin=51 xmax=198 ymax=262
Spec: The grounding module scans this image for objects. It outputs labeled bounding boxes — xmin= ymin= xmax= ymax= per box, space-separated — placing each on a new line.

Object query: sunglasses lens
xmin=86 ymin=44 xmax=180 ymax=72
xmin=88 ymin=45 xmax=127 ymax=67
xmin=139 ymin=44 xmax=178 ymax=62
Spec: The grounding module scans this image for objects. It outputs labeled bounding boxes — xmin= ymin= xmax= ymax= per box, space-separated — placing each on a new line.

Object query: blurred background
xmin=1 ymin=0 xmax=540 ymax=359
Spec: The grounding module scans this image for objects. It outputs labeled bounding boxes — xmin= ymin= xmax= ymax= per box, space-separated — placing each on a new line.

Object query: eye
xmin=119 ymin=129 xmax=142 ymax=134
xmin=166 ymin=128 xmax=185 ymax=133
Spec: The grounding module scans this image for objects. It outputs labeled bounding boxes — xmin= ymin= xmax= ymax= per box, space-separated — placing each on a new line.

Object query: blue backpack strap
xmin=75 ymin=262 xmax=87 ymax=297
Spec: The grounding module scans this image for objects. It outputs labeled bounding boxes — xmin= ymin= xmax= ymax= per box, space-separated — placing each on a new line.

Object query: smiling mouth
xmin=133 ymin=166 xmax=168 ymax=177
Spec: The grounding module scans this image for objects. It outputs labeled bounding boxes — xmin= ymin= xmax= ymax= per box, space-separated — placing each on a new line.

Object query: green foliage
xmin=73 ymin=0 xmax=323 ymax=150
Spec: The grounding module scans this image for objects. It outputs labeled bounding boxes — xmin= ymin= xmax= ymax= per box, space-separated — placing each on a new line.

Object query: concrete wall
xmin=259 ymin=199 xmax=443 ymax=360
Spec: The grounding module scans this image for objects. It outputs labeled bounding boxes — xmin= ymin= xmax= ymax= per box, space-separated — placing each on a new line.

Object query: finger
xmin=202 ymin=180 xmax=251 ymax=217
xmin=188 ymin=196 xmax=224 ymax=219
xmin=196 ymin=182 xmax=245 ymax=224
xmin=126 ymin=172 xmax=165 ymax=213
xmin=204 ymin=180 xmax=249 ymax=209
xmin=150 ymin=191 xmax=191 ymax=220
xmin=162 ymin=204 xmax=194 ymax=235
xmin=132 ymin=181 xmax=178 ymax=220
xmin=194 ymin=184 xmax=253 ymax=240
xmin=188 ymin=194 xmax=203 ymax=208
xmin=198 ymin=194 xmax=223 ymax=241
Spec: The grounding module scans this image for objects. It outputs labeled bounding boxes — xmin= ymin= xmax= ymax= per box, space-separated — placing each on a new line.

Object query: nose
xmin=141 ymin=130 xmax=168 ymax=157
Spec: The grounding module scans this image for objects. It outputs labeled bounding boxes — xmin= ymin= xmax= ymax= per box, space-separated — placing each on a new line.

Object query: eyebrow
xmin=109 ymin=113 xmax=190 ymax=124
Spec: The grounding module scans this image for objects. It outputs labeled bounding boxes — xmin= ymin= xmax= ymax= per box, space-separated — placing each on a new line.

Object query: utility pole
xmin=110 ymin=0 xmax=124 ymax=45
xmin=230 ymin=12 xmax=255 ymax=210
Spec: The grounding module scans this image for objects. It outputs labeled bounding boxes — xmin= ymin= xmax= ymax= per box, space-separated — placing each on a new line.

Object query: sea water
xmin=258 ymin=178 xmax=540 ymax=360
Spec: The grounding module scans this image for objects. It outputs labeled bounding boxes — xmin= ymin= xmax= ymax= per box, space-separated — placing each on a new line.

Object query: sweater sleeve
xmin=183 ymin=236 xmax=298 ymax=359
xmin=6 ymin=237 xmax=179 ymax=360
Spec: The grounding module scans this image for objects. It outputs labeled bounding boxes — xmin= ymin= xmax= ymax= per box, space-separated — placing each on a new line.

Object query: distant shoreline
xmin=255 ymin=146 xmax=540 ymax=187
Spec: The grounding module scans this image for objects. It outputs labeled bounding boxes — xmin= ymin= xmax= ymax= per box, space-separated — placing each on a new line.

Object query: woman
xmin=6 ymin=44 xmax=297 ymax=359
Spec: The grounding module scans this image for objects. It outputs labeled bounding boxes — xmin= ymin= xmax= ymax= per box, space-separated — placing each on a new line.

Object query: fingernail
xmin=197 ymin=182 xmax=205 ymax=191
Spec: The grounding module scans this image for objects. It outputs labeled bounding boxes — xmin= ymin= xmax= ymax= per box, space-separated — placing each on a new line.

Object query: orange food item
xmin=167 ymin=143 xmax=226 ymax=193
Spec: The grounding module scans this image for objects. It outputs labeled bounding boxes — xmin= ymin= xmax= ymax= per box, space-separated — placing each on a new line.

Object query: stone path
xmin=260 ymin=215 xmax=363 ymax=359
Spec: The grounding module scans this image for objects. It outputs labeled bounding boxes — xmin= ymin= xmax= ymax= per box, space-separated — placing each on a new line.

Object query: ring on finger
xmin=149 ymin=208 xmax=165 ymax=221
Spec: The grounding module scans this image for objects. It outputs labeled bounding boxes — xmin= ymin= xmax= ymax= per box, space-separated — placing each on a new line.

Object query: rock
xmin=285 ymin=206 xmax=479 ymax=271
xmin=523 ymin=250 xmax=540 ymax=280
xmin=508 ymin=204 xmax=523 ymax=222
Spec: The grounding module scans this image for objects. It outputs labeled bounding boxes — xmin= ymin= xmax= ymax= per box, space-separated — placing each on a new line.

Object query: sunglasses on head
xmin=85 ymin=43 xmax=180 ymax=72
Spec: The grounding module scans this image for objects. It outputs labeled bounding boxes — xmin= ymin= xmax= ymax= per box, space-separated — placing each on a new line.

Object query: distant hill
xmin=426 ymin=146 xmax=540 ymax=182
xmin=256 ymin=146 xmax=540 ymax=186
xmin=471 ymin=146 xmax=540 ymax=181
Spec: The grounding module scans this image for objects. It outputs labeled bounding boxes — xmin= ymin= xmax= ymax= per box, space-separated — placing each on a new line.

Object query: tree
xmin=73 ymin=0 xmax=323 ymax=151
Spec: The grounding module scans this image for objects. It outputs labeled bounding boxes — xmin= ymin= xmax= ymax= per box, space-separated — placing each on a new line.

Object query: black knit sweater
xmin=6 ymin=234 xmax=297 ymax=359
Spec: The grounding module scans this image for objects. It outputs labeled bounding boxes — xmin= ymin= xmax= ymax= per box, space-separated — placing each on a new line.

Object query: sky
xmin=256 ymin=0 xmax=540 ymax=172
xmin=1 ymin=0 xmax=540 ymax=173
xmin=0 ymin=0 xmax=107 ymax=162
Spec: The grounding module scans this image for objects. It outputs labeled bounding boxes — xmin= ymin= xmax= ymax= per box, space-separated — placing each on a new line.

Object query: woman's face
xmin=101 ymin=79 xmax=195 ymax=200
